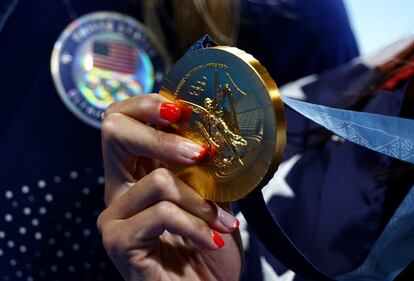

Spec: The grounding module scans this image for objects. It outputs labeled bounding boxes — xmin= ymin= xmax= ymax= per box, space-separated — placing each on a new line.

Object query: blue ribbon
xmin=283 ymin=96 xmax=414 ymax=164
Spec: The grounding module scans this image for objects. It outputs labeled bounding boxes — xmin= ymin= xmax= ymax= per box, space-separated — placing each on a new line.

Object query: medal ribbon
xmin=282 ymin=96 xmax=414 ymax=164
xmin=190 ymin=35 xmax=414 ymax=280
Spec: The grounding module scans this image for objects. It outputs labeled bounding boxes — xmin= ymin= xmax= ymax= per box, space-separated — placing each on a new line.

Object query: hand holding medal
xmin=96 ymin=45 xmax=249 ymax=281
xmin=98 ymin=37 xmax=414 ymax=281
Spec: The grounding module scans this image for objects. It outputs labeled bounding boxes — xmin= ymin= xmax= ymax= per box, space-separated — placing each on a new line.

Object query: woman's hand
xmin=97 ymin=94 xmax=242 ymax=281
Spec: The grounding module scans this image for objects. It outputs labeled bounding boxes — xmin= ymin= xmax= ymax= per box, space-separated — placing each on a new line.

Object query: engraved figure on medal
xmin=174 ymin=67 xmax=264 ymax=180
xmin=189 ymin=70 xmax=251 ymax=177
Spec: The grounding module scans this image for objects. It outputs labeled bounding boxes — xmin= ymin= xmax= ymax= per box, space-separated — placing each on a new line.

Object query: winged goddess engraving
xmin=181 ymin=70 xmax=249 ymax=174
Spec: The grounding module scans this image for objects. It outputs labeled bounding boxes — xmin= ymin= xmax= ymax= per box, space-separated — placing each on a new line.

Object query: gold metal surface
xmin=160 ymin=47 xmax=286 ymax=202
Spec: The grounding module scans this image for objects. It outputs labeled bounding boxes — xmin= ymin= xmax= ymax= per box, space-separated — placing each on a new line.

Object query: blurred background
xmin=344 ymin=0 xmax=414 ymax=54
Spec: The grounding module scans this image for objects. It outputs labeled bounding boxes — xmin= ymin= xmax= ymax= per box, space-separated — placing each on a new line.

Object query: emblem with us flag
xmin=51 ymin=12 xmax=169 ymax=128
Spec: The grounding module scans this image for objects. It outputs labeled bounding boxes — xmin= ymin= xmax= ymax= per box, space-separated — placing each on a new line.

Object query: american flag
xmin=92 ymin=40 xmax=137 ymax=74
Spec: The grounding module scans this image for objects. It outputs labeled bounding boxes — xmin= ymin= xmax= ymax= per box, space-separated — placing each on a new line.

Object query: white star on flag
xmin=263 ymin=154 xmax=301 ymax=203
xmin=261 ymin=256 xmax=295 ymax=281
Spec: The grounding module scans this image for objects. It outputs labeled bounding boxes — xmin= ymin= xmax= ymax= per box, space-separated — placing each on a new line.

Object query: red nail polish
xmin=211 ymin=230 xmax=224 ymax=248
xmin=160 ymin=102 xmax=181 ymax=122
xmin=191 ymin=145 xmax=208 ymax=161
xmin=209 ymin=144 xmax=216 ymax=156
xmin=177 ymin=102 xmax=192 ymax=123
xmin=230 ymin=218 xmax=240 ymax=231
xmin=201 ymin=144 xmax=216 ymax=163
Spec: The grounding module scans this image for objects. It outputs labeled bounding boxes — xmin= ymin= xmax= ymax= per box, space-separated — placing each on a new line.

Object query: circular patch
xmin=51 ymin=11 xmax=169 ymax=128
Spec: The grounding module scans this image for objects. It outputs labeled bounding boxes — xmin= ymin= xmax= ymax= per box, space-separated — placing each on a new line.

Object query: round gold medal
xmin=160 ymin=47 xmax=286 ymax=202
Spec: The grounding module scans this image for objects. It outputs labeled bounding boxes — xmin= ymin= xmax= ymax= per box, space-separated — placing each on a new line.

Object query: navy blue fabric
xmin=238 ymin=0 xmax=359 ymax=86
xmin=0 ymin=1 xmax=138 ymax=280
xmin=241 ymin=64 xmax=414 ymax=281
xmin=0 ymin=1 xmax=359 ymax=280
xmin=238 ymin=190 xmax=334 ymax=281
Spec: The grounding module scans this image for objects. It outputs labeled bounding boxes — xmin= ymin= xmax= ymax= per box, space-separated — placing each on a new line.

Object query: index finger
xmin=105 ymin=94 xmax=190 ymax=125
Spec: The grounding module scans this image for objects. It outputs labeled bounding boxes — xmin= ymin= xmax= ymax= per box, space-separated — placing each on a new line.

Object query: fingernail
xmin=177 ymin=103 xmax=192 ymax=123
xmin=160 ymin=102 xmax=181 ymax=122
xmin=178 ymin=141 xmax=206 ymax=160
xmin=210 ymin=144 xmax=216 ymax=156
xmin=207 ymin=144 xmax=216 ymax=157
xmin=211 ymin=230 xmax=224 ymax=248
xmin=218 ymin=208 xmax=239 ymax=231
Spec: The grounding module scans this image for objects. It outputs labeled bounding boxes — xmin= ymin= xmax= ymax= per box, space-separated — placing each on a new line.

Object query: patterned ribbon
xmin=283 ymin=97 xmax=414 ymax=164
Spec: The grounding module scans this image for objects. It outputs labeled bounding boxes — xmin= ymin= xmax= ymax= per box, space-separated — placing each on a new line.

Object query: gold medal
xmin=160 ymin=47 xmax=286 ymax=202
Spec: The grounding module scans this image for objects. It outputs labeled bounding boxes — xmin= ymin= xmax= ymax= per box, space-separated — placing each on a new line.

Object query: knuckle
xmin=101 ymin=112 xmax=123 ymax=140
xmin=155 ymin=201 xmax=177 ymax=219
xmin=200 ymin=201 xmax=214 ymax=218
xmin=96 ymin=211 xmax=107 ymax=233
xmin=148 ymin=168 xmax=175 ymax=194
xmin=100 ymin=222 xmax=124 ymax=257
xmin=135 ymin=95 xmax=152 ymax=109
xmin=101 ymin=231 xmax=120 ymax=256
xmin=104 ymin=101 xmax=119 ymax=117
xmin=198 ymin=222 xmax=211 ymax=235
xmin=96 ymin=211 xmax=126 ymax=257
xmin=153 ymin=130 xmax=175 ymax=153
